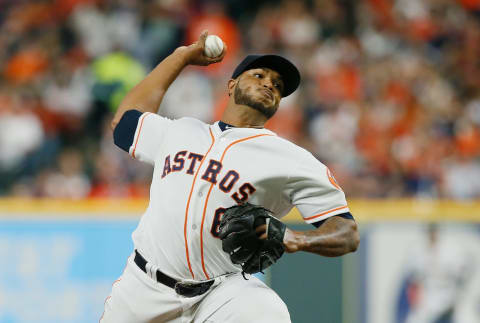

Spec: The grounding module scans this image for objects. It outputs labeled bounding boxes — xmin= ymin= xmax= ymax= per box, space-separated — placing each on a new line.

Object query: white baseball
xmin=204 ymin=35 xmax=224 ymax=58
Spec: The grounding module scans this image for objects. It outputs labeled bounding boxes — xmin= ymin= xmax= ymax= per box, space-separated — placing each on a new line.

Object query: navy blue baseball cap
xmin=231 ymin=54 xmax=301 ymax=97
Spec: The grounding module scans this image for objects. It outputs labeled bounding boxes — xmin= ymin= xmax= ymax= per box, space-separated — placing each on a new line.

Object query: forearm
xmin=284 ymin=217 xmax=360 ymax=256
xmin=111 ymin=48 xmax=189 ymax=129
xmin=111 ymin=31 xmax=225 ymax=130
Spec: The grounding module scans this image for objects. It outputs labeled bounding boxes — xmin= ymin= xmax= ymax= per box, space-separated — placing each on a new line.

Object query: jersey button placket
xmin=195 ymin=134 xmax=226 ymax=279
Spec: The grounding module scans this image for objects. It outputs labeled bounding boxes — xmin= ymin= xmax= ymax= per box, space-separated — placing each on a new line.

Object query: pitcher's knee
xmin=234 ymin=287 xmax=291 ymax=322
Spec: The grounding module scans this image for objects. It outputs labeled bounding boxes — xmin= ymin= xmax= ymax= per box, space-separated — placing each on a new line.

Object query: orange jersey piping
xmin=131 ymin=112 xmax=151 ymax=159
xmin=183 ymin=128 xmax=215 ymax=279
xmin=304 ymin=205 xmax=349 ymax=221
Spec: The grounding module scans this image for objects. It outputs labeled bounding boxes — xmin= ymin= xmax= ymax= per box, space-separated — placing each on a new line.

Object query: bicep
xmin=286 ymin=153 xmax=350 ymax=225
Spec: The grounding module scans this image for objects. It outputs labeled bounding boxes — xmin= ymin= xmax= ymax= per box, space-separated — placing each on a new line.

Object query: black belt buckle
xmin=174 ymin=280 xmax=214 ymax=298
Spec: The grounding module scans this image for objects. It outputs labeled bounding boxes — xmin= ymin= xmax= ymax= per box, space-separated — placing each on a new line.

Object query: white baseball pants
xmin=100 ymin=254 xmax=291 ymax=323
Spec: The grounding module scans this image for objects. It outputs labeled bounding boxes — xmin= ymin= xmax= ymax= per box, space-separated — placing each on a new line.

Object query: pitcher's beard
xmin=234 ymin=86 xmax=277 ymax=119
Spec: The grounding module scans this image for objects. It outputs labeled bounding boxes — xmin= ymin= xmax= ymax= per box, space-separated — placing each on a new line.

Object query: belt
xmin=134 ymin=250 xmax=214 ymax=297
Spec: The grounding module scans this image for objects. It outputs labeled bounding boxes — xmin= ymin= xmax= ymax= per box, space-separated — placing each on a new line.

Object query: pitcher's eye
xmin=254 ymin=73 xmax=263 ymax=78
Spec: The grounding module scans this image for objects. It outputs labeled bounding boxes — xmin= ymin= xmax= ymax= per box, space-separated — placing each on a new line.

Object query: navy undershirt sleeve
xmin=113 ymin=109 xmax=143 ymax=153
xmin=311 ymin=212 xmax=355 ymax=228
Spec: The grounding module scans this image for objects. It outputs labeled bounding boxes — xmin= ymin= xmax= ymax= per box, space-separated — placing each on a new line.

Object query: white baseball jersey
xmin=115 ymin=110 xmax=350 ymax=281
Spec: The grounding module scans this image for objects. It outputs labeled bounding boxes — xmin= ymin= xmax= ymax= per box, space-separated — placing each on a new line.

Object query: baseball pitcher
xmin=100 ymin=31 xmax=360 ymax=323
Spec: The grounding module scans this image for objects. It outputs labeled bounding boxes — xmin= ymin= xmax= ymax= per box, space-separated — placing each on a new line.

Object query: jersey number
xmin=210 ymin=207 xmax=226 ymax=238
xmin=210 ymin=183 xmax=256 ymax=238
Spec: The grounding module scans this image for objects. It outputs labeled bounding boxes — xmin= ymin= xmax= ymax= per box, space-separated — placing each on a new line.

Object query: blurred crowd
xmin=1 ymin=0 xmax=480 ymax=199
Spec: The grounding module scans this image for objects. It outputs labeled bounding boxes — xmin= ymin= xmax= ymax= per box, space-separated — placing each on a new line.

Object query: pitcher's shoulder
xmin=267 ymin=136 xmax=321 ymax=162
xmin=169 ymin=117 xmax=211 ymax=131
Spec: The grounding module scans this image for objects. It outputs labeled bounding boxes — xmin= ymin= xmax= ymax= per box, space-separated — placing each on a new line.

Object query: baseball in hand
xmin=204 ymin=35 xmax=224 ymax=58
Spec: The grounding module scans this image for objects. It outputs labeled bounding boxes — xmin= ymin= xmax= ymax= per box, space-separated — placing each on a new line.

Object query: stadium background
xmin=1 ymin=0 xmax=480 ymax=322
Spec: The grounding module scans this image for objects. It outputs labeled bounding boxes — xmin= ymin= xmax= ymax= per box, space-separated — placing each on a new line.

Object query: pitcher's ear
xmin=228 ymin=79 xmax=236 ymax=97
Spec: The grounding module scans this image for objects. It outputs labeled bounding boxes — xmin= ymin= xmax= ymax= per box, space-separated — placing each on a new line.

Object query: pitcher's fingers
xmin=199 ymin=30 xmax=209 ymax=46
